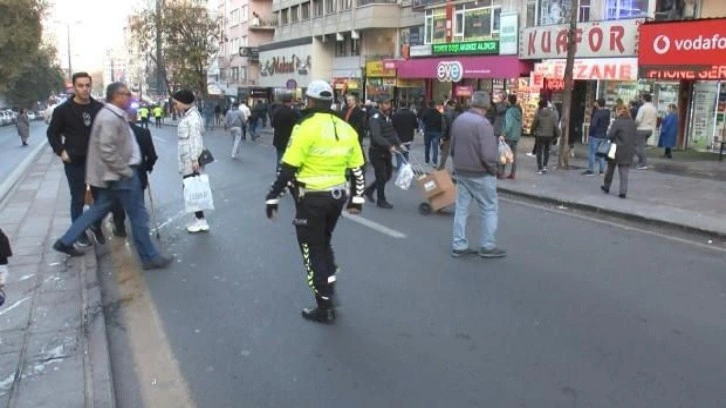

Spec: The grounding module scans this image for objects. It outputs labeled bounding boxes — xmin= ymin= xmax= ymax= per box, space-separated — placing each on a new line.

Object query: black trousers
xmin=294 ymin=193 xmax=346 ymax=308
xmin=365 ymin=149 xmax=393 ymax=202
xmin=535 ymin=136 xmax=553 ymax=170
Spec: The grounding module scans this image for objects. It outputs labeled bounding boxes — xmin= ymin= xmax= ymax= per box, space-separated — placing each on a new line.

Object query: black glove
xmin=265 ymin=198 xmax=279 ymax=220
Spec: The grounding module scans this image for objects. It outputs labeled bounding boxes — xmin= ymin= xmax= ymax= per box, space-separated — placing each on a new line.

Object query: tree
xmin=558 ymin=0 xmax=579 ymax=169
xmin=0 ymin=0 xmax=47 ymax=93
xmin=4 ymin=46 xmax=65 ymax=108
xmin=129 ymin=0 xmax=222 ymax=97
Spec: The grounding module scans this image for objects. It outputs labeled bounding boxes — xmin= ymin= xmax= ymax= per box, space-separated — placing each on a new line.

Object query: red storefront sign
xmin=454 ymin=85 xmax=473 ymax=97
xmin=520 ymin=19 xmax=642 ymax=59
xmin=638 ymin=18 xmax=726 ymax=80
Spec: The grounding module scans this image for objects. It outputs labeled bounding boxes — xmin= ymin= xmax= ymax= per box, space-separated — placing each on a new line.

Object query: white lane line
xmin=155 ymin=209 xmax=188 ymax=231
xmin=0 ymin=296 xmax=30 ymax=316
xmin=341 ymin=212 xmax=407 ymax=239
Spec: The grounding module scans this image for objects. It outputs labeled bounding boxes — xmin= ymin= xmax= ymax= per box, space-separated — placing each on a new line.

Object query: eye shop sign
xmin=432 ymin=40 xmax=500 ymax=56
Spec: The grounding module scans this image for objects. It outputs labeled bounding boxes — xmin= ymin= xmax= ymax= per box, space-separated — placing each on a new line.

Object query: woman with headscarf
xmin=16 ymin=108 xmax=30 ymax=146
xmin=601 ymin=104 xmax=637 ymax=199
xmin=173 ymin=89 xmax=210 ymax=233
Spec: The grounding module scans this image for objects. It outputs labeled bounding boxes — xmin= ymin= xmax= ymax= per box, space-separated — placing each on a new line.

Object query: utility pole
xmin=156 ymin=0 xmax=164 ymax=95
xmin=558 ymin=0 xmax=579 ymax=169
xmin=66 ymin=24 xmax=73 ymax=81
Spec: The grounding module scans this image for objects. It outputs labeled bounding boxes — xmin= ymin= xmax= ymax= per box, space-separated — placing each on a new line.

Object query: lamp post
xmin=53 ymin=20 xmax=82 ymax=82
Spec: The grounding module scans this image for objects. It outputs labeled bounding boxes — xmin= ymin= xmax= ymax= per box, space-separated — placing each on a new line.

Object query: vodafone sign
xmin=639 ymin=18 xmax=726 ymax=80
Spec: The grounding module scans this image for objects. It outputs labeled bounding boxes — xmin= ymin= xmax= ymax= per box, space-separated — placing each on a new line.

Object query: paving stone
xmin=0 ymin=330 xmax=25 ymax=357
xmin=29 ymin=290 xmax=81 ymax=334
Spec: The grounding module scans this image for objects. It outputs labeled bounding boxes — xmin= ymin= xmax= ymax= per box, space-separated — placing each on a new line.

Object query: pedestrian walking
xmin=583 ymin=98 xmax=610 ymax=176
xmin=173 ymin=89 xmax=210 ymax=233
xmin=271 ymin=94 xmax=301 ymax=167
xmin=153 ymin=105 xmax=164 ymax=128
xmin=391 ymin=101 xmax=418 ymax=170
xmin=363 ymin=98 xmax=404 ymax=209
xmin=138 ymin=105 xmax=150 ymax=129
xmin=421 ymin=101 xmax=444 ymax=166
xmin=491 ymin=94 xmax=507 ymax=139
xmin=46 ymin=72 xmax=105 ymax=247
xmin=214 ymin=103 xmax=222 ymax=126
xmin=450 ymin=91 xmax=506 ymax=259
xmin=224 ymin=102 xmax=246 ymax=159
xmin=16 ymin=108 xmax=30 ymax=146
xmin=634 ymin=93 xmax=658 ymax=169
xmin=499 ymin=94 xmax=522 ymax=179
xmin=0 ymin=228 xmax=11 ymax=307
xmin=239 ymin=101 xmax=251 ymax=140
xmin=52 ymin=82 xmax=172 ymax=270
xmin=341 ymin=94 xmax=368 ymax=161
xmin=658 ymin=104 xmax=678 ymax=159
xmin=439 ymin=100 xmax=461 ymax=171
xmin=601 ymin=104 xmax=637 ymax=199
xmin=110 ymin=108 xmax=158 ymax=238
xmin=264 ymin=79 xmax=365 ymax=324
xmin=531 ymin=99 xmax=560 ymax=175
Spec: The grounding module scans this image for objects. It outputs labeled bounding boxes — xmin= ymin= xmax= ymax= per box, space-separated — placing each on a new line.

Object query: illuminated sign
xmin=432 ymin=40 xmax=499 ymax=56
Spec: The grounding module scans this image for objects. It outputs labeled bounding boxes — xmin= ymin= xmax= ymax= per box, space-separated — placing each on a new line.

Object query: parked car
xmin=0 ymin=112 xmax=11 ymax=126
xmin=27 ymin=111 xmax=36 ymax=121
xmin=2 ymin=110 xmax=17 ymax=124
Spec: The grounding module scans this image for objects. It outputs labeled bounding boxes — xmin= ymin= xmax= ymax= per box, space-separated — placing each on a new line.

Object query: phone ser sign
xmin=638 ymin=18 xmax=726 ymax=80
xmin=520 ymin=19 xmax=642 ymax=59
xmin=437 ymin=61 xmax=463 ymax=82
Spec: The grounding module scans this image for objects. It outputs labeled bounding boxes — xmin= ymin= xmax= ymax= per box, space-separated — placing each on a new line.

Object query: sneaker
xmin=618 ymin=194 xmax=627 ymax=199
xmin=537 ymin=170 xmax=545 ymax=175
xmin=197 ymin=219 xmax=210 ymax=232
xmin=377 ymin=201 xmax=394 ymax=209
xmin=91 ymin=227 xmax=106 ymax=245
xmin=301 ymin=306 xmax=336 ymax=324
xmin=542 ymin=167 xmax=548 ymax=173
xmin=478 ymin=247 xmax=507 ymax=258
xmin=53 ymin=240 xmax=84 ymax=257
xmin=526 ymin=152 xmax=535 ymax=158
xmin=581 ymin=170 xmax=595 ymax=176
xmin=76 ymin=235 xmax=91 ymax=248
xmin=142 ymin=255 xmax=174 ymax=270
xmin=636 ymin=165 xmax=648 ymax=170
xmin=599 ymin=170 xmax=605 ymax=175
xmin=451 ymin=248 xmax=477 ymax=258
xmin=186 ymin=219 xmax=210 ymax=233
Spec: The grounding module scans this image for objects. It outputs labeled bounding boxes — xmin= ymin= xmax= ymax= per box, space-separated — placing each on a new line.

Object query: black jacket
xmin=129 ymin=123 xmax=158 ymax=189
xmin=47 ymin=98 xmax=104 ymax=163
xmin=271 ymin=104 xmax=301 ymax=150
xmin=442 ymin=108 xmax=461 ymax=141
xmin=0 ymin=228 xmax=11 ymax=265
xmin=342 ymin=105 xmax=367 ymax=141
xmin=368 ymin=110 xmax=401 ymax=151
xmin=391 ymin=108 xmax=418 ymax=144
xmin=589 ymin=108 xmax=611 ymax=139
xmin=421 ymin=107 xmax=443 ymax=132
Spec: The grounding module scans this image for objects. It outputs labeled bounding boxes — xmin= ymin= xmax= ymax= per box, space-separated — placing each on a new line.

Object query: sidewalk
xmin=403 ymin=137 xmax=726 ymax=239
xmin=0 ymin=151 xmax=114 ymax=407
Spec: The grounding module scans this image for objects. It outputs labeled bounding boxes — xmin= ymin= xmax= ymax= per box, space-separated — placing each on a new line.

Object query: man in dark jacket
xmin=439 ymin=100 xmax=461 ymax=170
xmin=391 ymin=101 xmax=418 ymax=170
xmin=46 ymin=72 xmax=105 ymax=247
xmin=341 ymin=94 xmax=367 ymax=152
xmin=421 ymin=101 xmax=444 ymax=165
xmin=111 ymin=109 xmax=159 ymax=237
xmin=584 ymin=98 xmax=610 ymax=175
xmin=271 ymin=94 xmax=301 ymax=167
xmin=363 ymin=99 xmax=403 ymax=209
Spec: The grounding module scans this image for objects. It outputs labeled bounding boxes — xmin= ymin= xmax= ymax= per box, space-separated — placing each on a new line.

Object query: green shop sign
xmin=432 ymin=41 xmax=500 ymax=56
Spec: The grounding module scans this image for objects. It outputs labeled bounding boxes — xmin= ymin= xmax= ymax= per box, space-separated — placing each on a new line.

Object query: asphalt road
xmin=0 ymin=122 xmax=45 ymax=178
xmin=104 ymin=125 xmax=726 ymax=408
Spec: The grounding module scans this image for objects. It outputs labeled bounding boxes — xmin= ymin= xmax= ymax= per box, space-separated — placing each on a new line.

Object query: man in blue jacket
xmin=583 ymin=98 xmax=610 ymax=176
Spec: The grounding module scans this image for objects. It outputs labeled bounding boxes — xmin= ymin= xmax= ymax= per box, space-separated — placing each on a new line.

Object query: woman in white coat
xmin=173 ymin=89 xmax=210 ymax=233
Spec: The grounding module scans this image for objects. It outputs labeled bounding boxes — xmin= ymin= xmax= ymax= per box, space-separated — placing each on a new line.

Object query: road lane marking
xmin=341 ymin=212 xmax=407 ymax=239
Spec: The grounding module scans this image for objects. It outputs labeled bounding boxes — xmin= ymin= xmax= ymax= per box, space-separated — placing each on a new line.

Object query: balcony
xmin=357 ymin=0 xmax=397 ymax=5
xmin=249 ymin=15 xmax=277 ymax=31
xmin=411 ymin=0 xmax=443 ymax=10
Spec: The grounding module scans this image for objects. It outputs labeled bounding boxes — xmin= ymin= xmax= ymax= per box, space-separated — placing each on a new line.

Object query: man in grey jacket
xmin=53 ymin=82 xmax=172 ymax=270
xmin=224 ymin=102 xmax=246 ymax=159
xmin=450 ymin=91 xmax=506 ymax=258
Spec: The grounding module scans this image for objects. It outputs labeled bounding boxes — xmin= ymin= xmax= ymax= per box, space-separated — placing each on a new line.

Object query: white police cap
xmin=305 ymin=80 xmax=334 ymax=101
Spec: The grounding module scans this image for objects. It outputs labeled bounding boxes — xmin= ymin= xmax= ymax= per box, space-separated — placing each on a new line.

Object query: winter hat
xmin=173 ymin=89 xmax=195 ymax=105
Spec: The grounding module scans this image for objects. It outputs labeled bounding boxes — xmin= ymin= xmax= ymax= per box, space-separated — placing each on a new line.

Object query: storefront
xmin=364 ymin=61 xmax=396 ymax=102
xmin=258 ymin=42 xmax=313 ymax=103
xmin=638 ymin=18 xmax=726 ymax=152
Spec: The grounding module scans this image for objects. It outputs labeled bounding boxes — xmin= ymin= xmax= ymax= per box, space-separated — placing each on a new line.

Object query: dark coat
xmin=607 ymin=115 xmax=637 ymax=166
xmin=368 ymin=111 xmax=401 ymax=151
xmin=0 ymin=228 xmax=11 ymax=264
xmin=658 ymin=112 xmax=678 ymax=148
xmin=129 ymin=123 xmax=158 ymax=189
xmin=492 ymin=102 xmax=507 ymax=136
xmin=391 ymin=108 xmax=418 ymax=144
xmin=589 ymin=107 xmax=611 ymax=139
xmin=271 ymin=104 xmax=301 ymax=150
xmin=342 ymin=105 xmax=367 ymax=141
xmin=531 ymin=107 xmax=559 ymax=138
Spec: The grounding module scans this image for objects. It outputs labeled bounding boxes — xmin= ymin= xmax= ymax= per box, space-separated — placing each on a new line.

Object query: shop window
xmin=605 ymin=0 xmax=648 ymax=20
xmin=539 ymin=0 xmax=591 ymax=25
xmin=655 ymin=0 xmax=700 ymax=20
xmin=301 ymin=2 xmax=310 ymax=19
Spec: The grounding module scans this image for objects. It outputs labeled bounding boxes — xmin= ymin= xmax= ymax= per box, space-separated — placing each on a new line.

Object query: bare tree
xmin=558 ymin=0 xmax=579 ymax=169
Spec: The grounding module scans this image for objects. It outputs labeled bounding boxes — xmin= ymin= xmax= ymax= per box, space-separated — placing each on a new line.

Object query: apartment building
xmin=214 ymin=0 xmax=275 ymax=102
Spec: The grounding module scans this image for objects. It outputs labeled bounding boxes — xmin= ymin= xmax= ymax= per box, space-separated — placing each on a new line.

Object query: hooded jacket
xmin=503 ymin=105 xmax=522 ymax=142
xmin=492 ymin=102 xmax=508 ymax=136
xmin=531 ymin=107 xmax=559 ymax=138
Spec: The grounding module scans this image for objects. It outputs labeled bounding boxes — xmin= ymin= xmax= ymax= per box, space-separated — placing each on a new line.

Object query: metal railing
xmin=357 ymin=0 xmax=397 ymax=6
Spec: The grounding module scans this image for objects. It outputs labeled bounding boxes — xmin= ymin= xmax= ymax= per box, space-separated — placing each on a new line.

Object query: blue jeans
xmin=64 ymin=162 xmax=101 ymax=231
xmin=452 ymin=175 xmax=498 ymax=251
xmin=60 ymin=168 xmax=161 ymax=263
xmin=249 ymin=119 xmax=260 ymax=140
xmin=395 ymin=142 xmax=412 ymax=170
xmin=424 ymin=130 xmax=441 ymax=164
xmin=588 ymin=137 xmax=606 ymax=172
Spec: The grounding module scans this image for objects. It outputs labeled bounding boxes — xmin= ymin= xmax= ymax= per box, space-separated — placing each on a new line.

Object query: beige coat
xmin=177 ymin=105 xmax=205 ymax=175
xmin=86 ymin=104 xmax=134 ymax=188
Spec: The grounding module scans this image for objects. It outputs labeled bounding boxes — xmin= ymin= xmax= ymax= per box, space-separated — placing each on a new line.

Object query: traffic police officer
xmin=363 ymin=98 xmax=403 ymax=209
xmin=265 ymin=80 xmax=366 ymax=324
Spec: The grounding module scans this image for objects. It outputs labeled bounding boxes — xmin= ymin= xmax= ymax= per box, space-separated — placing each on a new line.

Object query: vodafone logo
xmin=436 ymin=61 xmax=463 ymax=82
xmin=652 ymin=34 xmax=726 ymax=55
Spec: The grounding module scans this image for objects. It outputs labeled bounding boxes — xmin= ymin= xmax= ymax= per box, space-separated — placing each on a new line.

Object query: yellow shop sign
xmin=365 ymin=61 xmax=396 ymax=78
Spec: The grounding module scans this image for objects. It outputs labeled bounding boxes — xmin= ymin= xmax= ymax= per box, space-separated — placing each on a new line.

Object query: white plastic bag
xmin=607 ymin=143 xmax=617 ymax=160
xmin=395 ymin=163 xmax=415 ymax=190
xmin=183 ymin=174 xmax=215 ymax=213
xmin=498 ymin=140 xmax=514 ymax=164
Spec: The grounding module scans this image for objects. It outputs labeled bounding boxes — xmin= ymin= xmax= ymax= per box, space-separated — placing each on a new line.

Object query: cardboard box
xmin=416 ymin=170 xmax=456 ymax=212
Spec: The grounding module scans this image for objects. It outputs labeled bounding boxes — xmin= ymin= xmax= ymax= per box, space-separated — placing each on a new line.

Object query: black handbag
xmin=595 ymin=140 xmax=612 ymax=158
xmin=198 ymin=148 xmax=215 ymax=166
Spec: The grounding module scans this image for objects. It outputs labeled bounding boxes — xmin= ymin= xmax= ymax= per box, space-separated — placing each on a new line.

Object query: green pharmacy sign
xmin=432 ymin=41 xmax=500 ymax=56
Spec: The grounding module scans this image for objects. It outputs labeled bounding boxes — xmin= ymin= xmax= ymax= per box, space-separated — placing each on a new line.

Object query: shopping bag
xmin=183 ymin=174 xmax=215 ymax=213
xmin=498 ymin=141 xmax=514 ymax=164
xmin=395 ymin=163 xmax=415 ymax=190
xmin=607 ymin=143 xmax=617 ymax=161
xmin=198 ymin=148 xmax=215 ymax=166
xmin=595 ymin=140 xmax=612 ymax=158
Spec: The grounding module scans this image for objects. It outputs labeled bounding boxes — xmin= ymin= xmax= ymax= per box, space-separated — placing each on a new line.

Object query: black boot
xmin=302 ymin=296 xmax=336 ymax=324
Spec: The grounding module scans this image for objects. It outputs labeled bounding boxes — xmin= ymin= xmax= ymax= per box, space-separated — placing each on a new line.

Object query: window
xmin=334 ymin=36 xmax=360 ymax=56
xmin=336 ymin=38 xmax=347 ymax=57
xmin=281 ymin=8 xmax=288 ymax=24
xmin=230 ymin=8 xmax=240 ymax=26
xmin=539 ymin=0 xmax=591 ymax=25
xmin=424 ymin=9 xmax=446 ymax=44
xmin=291 ymin=6 xmax=299 ymax=22
xmin=241 ymin=5 xmax=248 ymax=21
xmin=434 ymin=1 xmax=501 ymax=44
xmin=326 ymin=0 xmax=335 ymax=14
xmin=351 ymin=38 xmax=359 ymax=56
xmin=219 ymin=68 xmax=227 ymax=81
xmin=231 ymin=67 xmax=239 ymax=81
xmin=655 ymin=0 xmax=700 ymax=20
xmin=241 ymin=35 xmax=248 ymax=47
xmin=314 ymin=0 xmax=324 ymax=16
xmin=230 ymin=38 xmax=239 ymax=56
xmin=340 ymin=0 xmax=351 ymax=11
xmin=579 ymin=0 xmax=590 ymax=21
xmin=454 ymin=10 xmax=464 ymax=36
xmin=526 ymin=0 xmax=537 ymax=27
xmin=301 ymin=2 xmax=310 ymax=19
xmin=240 ymin=67 xmax=247 ymax=82
xmin=605 ymin=0 xmax=648 ymax=20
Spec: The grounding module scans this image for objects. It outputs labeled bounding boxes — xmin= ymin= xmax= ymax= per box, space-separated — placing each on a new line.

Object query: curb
xmin=497 ymin=186 xmax=726 ymax=241
xmin=81 ymin=249 xmax=117 ymax=408
xmin=0 ymin=139 xmax=48 ymax=202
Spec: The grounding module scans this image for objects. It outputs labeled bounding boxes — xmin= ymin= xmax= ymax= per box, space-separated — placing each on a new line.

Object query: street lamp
xmin=52 ymin=20 xmax=82 ymax=82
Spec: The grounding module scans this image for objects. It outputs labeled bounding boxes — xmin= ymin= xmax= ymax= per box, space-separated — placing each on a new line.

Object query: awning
xmin=395 ymin=56 xmax=531 ymax=80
